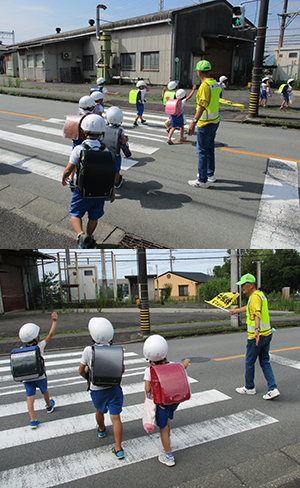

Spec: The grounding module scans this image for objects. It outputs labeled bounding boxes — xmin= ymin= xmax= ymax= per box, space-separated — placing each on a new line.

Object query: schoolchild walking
xmin=62 ymin=114 xmax=115 ymax=249
xmin=259 ymin=77 xmax=270 ymax=107
xmin=280 ymin=78 xmax=294 ymax=109
xmin=105 ymin=106 xmax=130 ymax=189
xmin=133 ymin=80 xmax=149 ymax=126
xmin=91 ymin=91 xmax=105 ymax=116
xmin=143 ymin=334 xmax=190 ymax=467
xmin=167 ymin=89 xmax=187 ymax=145
xmin=218 ymin=75 xmax=228 ymax=98
xmin=90 ymin=77 xmax=120 ymax=98
xmin=72 ymin=95 xmax=96 ymax=149
xmin=18 ymin=312 xmax=57 ymax=429
xmin=79 ymin=317 xmax=125 ymax=459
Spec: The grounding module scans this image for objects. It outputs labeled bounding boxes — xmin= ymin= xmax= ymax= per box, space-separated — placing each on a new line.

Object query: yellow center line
xmin=214 ymin=345 xmax=300 ymax=361
xmin=0 ymin=110 xmax=46 ymax=120
xmin=220 ymin=147 xmax=300 ymax=164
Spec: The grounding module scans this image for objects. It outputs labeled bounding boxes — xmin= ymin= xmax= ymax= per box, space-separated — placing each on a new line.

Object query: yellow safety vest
xmin=163 ymin=90 xmax=176 ymax=106
xmin=198 ymin=79 xmax=221 ymax=122
xmin=247 ymin=290 xmax=271 ymax=334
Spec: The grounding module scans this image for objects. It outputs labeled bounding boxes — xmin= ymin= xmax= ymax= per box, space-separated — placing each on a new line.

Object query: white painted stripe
xmin=46 ymin=118 xmax=65 ymax=125
xmin=0 ymin=353 xmax=142 ymax=373
xmin=0 ymin=409 xmax=278 ymax=487
xmin=18 ymin=123 xmax=63 ymax=137
xmin=0 ymin=389 xmax=231 ymax=450
xmin=251 ymin=158 xmax=300 ymax=248
xmin=126 ymin=141 xmax=159 ymax=154
xmin=0 ymin=148 xmax=63 ymax=182
xmin=0 ymin=350 xmax=137 ymax=365
xmin=16 ymin=124 xmax=160 ymax=154
xmin=0 ymin=378 xmax=198 ymax=417
xmin=0 ymin=129 xmax=71 ymax=155
xmin=270 ymin=354 xmax=300 ymax=369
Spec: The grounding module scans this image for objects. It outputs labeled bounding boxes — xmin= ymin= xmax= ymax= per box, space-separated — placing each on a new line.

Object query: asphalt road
xmin=2 ymin=328 xmax=300 ymax=487
xmin=0 ymin=94 xmax=299 ymax=248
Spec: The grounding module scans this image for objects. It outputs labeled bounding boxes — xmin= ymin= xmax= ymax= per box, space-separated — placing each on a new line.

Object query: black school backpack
xmin=10 ymin=345 xmax=45 ymax=382
xmin=90 ymin=345 xmax=124 ymax=387
xmin=76 ymin=143 xmax=115 ymax=199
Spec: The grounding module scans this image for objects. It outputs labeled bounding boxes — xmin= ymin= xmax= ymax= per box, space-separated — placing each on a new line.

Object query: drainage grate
xmin=119 ymin=234 xmax=168 ymax=249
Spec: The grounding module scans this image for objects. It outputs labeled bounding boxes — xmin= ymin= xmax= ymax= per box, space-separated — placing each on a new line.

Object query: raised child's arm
xmin=44 ymin=312 xmax=57 ymax=344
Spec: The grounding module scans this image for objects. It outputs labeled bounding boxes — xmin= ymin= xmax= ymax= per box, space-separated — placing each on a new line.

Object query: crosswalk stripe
xmin=18 ymin=123 xmax=63 ymax=137
xmin=0 ymin=357 xmax=147 ymax=382
xmin=0 ymin=129 xmax=71 ymax=155
xmin=0 ymin=377 xmax=198 ymax=417
xmin=0 ymin=389 xmax=231 ymax=450
xmin=270 ymin=354 xmax=300 ymax=369
xmin=0 ymin=409 xmax=278 ymax=487
xmin=250 ymin=158 xmax=300 ymax=248
xmin=0 ymin=355 xmax=146 ymax=373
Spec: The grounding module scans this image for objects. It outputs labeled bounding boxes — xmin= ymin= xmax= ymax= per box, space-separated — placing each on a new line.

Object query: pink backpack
xmin=165 ymin=98 xmax=182 ymax=117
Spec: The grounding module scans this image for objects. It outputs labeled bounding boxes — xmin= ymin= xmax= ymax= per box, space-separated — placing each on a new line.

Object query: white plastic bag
xmin=142 ymin=395 xmax=157 ymax=433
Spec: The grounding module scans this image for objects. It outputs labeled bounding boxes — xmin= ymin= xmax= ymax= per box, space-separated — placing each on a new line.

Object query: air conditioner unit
xmin=62 ymin=52 xmax=72 ymax=60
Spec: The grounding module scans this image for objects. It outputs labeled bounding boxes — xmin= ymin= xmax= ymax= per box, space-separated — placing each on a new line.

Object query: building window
xmin=36 ymin=54 xmax=44 ymax=68
xmin=179 ymin=285 xmax=188 ymax=296
xmin=289 ymin=52 xmax=298 ymax=58
xmin=141 ymin=52 xmax=159 ymax=70
xmin=83 ymin=55 xmax=93 ymax=70
xmin=27 ymin=55 xmax=34 ymax=68
xmin=84 ymin=270 xmax=93 ymax=276
xmin=121 ymin=53 xmax=136 ymax=70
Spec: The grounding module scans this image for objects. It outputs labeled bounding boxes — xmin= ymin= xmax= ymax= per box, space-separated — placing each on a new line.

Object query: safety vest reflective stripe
xmin=199 ymin=79 xmax=221 ymax=121
xmin=247 ymin=291 xmax=271 ymax=333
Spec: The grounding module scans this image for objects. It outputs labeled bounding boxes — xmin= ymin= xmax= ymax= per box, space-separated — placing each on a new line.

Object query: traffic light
xmin=232 ymin=5 xmax=245 ymax=28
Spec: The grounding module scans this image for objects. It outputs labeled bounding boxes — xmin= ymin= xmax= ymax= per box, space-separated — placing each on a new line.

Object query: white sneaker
xmin=158 ymin=453 xmax=175 ymax=467
xmin=235 ymin=386 xmax=256 ymax=395
xmin=263 ymin=388 xmax=280 ymax=400
xmin=188 ymin=179 xmax=209 ymax=188
xmin=208 ymin=175 xmax=216 ymax=182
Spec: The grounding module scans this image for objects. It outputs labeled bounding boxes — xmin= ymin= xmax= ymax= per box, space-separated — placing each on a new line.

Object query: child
xmin=280 ymin=78 xmax=294 ymax=109
xmin=162 ymin=80 xmax=178 ymax=104
xmin=105 ymin=106 xmax=129 ymax=189
xmin=18 ymin=312 xmax=57 ymax=429
xmin=62 ymin=114 xmax=115 ymax=249
xmin=91 ymin=91 xmax=105 ymax=116
xmin=143 ymin=334 xmax=190 ymax=467
xmin=133 ymin=80 xmax=149 ymax=126
xmin=259 ymin=77 xmax=269 ymax=107
xmin=218 ymin=75 xmax=228 ymax=98
xmin=72 ymin=96 xmax=96 ymax=149
xmin=167 ymin=88 xmax=187 ymax=145
xmin=90 ymin=77 xmax=120 ymax=98
xmin=78 ymin=317 xmax=125 ymax=459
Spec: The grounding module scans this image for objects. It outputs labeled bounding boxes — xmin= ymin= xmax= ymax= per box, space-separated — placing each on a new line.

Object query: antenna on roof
xmin=158 ymin=0 xmax=164 ymax=11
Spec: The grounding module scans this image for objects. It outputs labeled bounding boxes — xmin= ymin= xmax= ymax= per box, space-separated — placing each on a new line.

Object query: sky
xmin=38 ymin=249 xmax=229 ymax=281
xmin=1 ymin=0 xmax=300 ymax=53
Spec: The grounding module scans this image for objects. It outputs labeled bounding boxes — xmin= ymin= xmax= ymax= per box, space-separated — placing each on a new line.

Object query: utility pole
xmin=248 ymin=0 xmax=270 ymax=117
xmin=137 ymin=249 xmax=150 ymax=335
xmin=230 ymin=249 xmax=241 ymax=327
xmin=278 ymin=0 xmax=288 ymax=54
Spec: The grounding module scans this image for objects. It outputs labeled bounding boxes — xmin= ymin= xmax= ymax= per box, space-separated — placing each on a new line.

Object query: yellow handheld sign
xmin=205 ymin=292 xmax=240 ymax=311
xmin=219 ymin=99 xmax=245 ymax=113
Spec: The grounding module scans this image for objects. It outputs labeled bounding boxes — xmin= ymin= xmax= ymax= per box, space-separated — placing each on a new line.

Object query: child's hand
xmin=182 ymin=358 xmax=191 ymax=369
xmin=51 ymin=312 xmax=58 ymax=321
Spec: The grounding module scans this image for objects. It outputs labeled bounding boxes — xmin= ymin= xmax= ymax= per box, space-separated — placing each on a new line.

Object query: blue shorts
xmin=260 ymin=90 xmax=267 ymax=99
xmin=156 ymin=403 xmax=179 ymax=428
xmin=115 ymin=154 xmax=121 ymax=174
xmin=23 ymin=378 xmax=48 ymax=397
xmin=283 ymin=93 xmax=289 ymax=102
xmin=136 ymin=103 xmax=144 ymax=116
xmin=70 ymin=187 xmax=105 ymax=221
xmin=90 ymin=386 xmax=123 ymax=415
xmin=170 ymin=114 xmax=183 ymax=128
